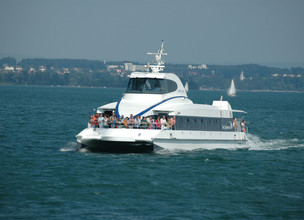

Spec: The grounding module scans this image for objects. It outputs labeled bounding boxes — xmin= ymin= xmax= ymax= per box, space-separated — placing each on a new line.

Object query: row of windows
xmin=126 ymin=78 xmax=177 ymax=94
xmin=175 ymin=116 xmax=234 ymax=131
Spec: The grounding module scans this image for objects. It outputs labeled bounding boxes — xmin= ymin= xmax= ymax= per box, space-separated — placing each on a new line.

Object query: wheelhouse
xmin=126 ymin=78 xmax=178 ymax=94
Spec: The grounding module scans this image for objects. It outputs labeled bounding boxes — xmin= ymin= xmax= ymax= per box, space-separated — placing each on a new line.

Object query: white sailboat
xmin=227 ymin=79 xmax=236 ymax=97
xmin=184 ymin=82 xmax=189 ymax=93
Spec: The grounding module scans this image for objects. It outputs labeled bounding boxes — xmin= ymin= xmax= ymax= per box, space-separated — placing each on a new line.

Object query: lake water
xmin=0 ymin=85 xmax=303 ymax=219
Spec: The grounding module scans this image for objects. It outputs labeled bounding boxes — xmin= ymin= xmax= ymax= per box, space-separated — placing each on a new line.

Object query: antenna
xmin=147 ymin=40 xmax=167 ymax=73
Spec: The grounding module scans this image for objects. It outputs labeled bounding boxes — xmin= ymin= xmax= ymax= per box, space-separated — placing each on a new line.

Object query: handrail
xmin=89 ymin=121 xmax=174 ymax=130
xmin=89 ymin=117 xmax=247 ymax=132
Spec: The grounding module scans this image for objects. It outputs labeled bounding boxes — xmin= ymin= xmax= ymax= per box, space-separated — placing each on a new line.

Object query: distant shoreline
xmin=199 ymin=88 xmax=304 ymax=93
xmin=1 ymin=83 xmax=303 ymax=93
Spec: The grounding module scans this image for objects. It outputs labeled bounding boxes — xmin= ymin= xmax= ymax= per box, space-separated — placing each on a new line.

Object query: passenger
xmin=134 ymin=116 xmax=141 ymax=128
xmin=122 ymin=117 xmax=129 ymax=128
xmin=241 ymin=120 xmax=246 ymax=132
xmin=155 ymin=116 xmax=161 ymax=129
xmin=150 ymin=117 xmax=155 ymax=129
xmin=90 ymin=115 xmax=95 ymax=128
xmin=116 ymin=115 xmax=123 ymax=128
xmin=128 ymin=114 xmax=135 ymax=128
xmin=110 ymin=115 xmax=117 ymax=128
xmin=146 ymin=116 xmax=152 ymax=125
xmin=140 ymin=116 xmax=148 ymax=129
xmin=115 ymin=117 xmax=121 ymax=128
xmin=146 ymin=116 xmax=155 ymax=129
xmin=160 ymin=115 xmax=169 ymax=130
xmin=98 ymin=113 xmax=105 ymax=128
xmin=94 ymin=114 xmax=99 ymax=128
xmin=147 ymin=123 xmax=153 ymax=129
xmin=233 ymin=118 xmax=237 ymax=131
xmin=168 ymin=116 xmax=175 ymax=130
xmin=153 ymin=81 xmax=161 ymax=91
xmin=104 ymin=115 xmax=109 ymax=128
xmin=172 ymin=116 xmax=176 ymax=129
xmin=110 ymin=112 xmax=116 ymax=120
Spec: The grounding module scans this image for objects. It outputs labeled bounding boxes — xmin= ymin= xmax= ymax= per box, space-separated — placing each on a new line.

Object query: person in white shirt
xmin=134 ymin=116 xmax=141 ymax=128
xmin=160 ymin=115 xmax=168 ymax=130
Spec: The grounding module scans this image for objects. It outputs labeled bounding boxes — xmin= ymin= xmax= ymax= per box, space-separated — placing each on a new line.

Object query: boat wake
xmin=59 ymin=142 xmax=78 ymax=152
xmin=154 ymin=144 xmax=249 ymax=154
xmin=61 ymin=135 xmax=303 ymax=154
xmin=155 ymin=134 xmax=304 ymax=154
xmin=247 ymin=134 xmax=304 ymax=151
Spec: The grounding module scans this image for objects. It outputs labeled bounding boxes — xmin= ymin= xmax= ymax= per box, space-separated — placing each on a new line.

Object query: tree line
xmin=1 ymin=57 xmax=303 ymax=91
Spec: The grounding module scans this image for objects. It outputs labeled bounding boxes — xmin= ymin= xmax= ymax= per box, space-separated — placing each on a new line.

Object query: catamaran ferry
xmin=76 ymin=41 xmax=248 ymax=153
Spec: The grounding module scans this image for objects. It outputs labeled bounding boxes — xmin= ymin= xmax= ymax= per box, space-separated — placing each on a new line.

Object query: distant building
xmin=107 ymin=65 xmax=119 ymax=71
xmin=134 ymin=65 xmax=146 ymax=71
xmin=198 ymin=64 xmax=208 ymax=69
xmin=188 ymin=64 xmax=208 ymax=69
xmin=73 ymin=67 xmax=81 ymax=72
xmin=39 ymin=65 xmax=46 ymax=72
xmin=124 ymin=63 xmax=146 ymax=72
xmin=4 ymin=64 xmax=14 ymax=71
xmin=28 ymin=67 xmax=36 ymax=74
xmin=15 ymin=66 xmax=23 ymax=72
xmin=188 ymin=71 xmax=198 ymax=76
xmin=62 ymin=68 xmax=70 ymax=74
xmin=124 ymin=63 xmax=134 ymax=71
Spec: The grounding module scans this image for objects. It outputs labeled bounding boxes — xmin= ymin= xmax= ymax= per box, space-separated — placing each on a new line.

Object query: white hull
xmin=154 ymin=130 xmax=247 ymax=150
xmin=154 ymin=139 xmax=247 ymax=151
xmin=76 ymin=128 xmax=247 ymax=152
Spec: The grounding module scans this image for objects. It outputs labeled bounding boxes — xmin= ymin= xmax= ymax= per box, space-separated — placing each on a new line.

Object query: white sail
xmin=184 ymin=82 xmax=189 ymax=93
xmin=227 ymin=79 xmax=236 ymax=96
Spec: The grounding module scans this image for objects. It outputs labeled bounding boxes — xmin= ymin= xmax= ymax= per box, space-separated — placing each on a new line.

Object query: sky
xmin=0 ymin=0 xmax=303 ymax=67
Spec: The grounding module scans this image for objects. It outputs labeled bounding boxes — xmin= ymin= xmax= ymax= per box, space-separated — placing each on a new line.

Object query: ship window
xmin=126 ymin=78 xmax=177 ymax=94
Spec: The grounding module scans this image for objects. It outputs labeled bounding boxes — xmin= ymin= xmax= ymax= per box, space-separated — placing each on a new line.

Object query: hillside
xmin=1 ymin=57 xmax=303 ymax=91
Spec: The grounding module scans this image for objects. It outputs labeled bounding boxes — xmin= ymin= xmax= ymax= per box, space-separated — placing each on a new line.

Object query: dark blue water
xmin=0 ymin=85 xmax=303 ymax=219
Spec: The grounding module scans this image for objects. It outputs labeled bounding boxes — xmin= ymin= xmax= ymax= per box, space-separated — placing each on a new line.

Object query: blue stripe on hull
xmin=115 ymin=95 xmax=187 ymax=118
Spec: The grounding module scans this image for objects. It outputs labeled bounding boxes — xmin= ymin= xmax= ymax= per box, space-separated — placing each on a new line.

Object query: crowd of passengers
xmin=90 ymin=112 xmax=176 ymax=130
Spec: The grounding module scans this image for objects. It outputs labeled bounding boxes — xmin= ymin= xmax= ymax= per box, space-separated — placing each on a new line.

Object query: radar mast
xmin=147 ymin=40 xmax=167 ymax=73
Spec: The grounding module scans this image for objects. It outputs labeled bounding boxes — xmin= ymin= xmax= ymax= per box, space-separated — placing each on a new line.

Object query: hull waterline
xmin=77 ymin=140 xmax=153 ymax=153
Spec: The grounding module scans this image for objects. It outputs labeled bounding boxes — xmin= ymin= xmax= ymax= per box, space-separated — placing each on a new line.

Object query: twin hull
xmin=76 ymin=128 xmax=248 ymax=153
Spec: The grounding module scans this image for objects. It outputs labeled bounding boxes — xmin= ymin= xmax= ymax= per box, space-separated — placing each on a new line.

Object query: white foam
xmin=59 ymin=142 xmax=77 ymax=152
xmin=154 ymin=142 xmax=249 ymax=154
xmin=247 ymin=134 xmax=304 ymax=151
xmin=155 ymin=134 xmax=304 ymax=153
xmin=78 ymin=148 xmax=89 ymax=153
